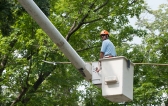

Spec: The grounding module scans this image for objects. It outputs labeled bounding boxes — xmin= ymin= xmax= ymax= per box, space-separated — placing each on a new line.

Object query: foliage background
xmin=0 ymin=0 xmax=167 ymax=105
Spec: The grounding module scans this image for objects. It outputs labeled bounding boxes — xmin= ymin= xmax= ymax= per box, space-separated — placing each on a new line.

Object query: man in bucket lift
xmin=96 ymin=30 xmax=117 ymax=72
xmin=100 ymin=30 xmax=117 ymax=58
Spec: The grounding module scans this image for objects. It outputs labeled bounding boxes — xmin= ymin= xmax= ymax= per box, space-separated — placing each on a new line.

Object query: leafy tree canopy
xmin=1 ymin=0 xmax=167 ymax=106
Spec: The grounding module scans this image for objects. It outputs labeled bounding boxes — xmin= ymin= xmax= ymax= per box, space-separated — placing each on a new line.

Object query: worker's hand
xmin=98 ymin=60 xmax=101 ymax=67
xmin=96 ymin=67 xmax=100 ymax=72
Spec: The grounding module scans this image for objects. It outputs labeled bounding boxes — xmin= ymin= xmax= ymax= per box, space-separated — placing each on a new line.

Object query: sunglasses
xmin=100 ymin=34 xmax=106 ymax=37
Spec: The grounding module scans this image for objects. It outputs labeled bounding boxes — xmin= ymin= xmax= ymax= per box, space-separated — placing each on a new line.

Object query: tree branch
xmin=20 ymin=53 xmax=55 ymax=104
xmin=0 ymin=39 xmax=17 ymax=75
xmin=65 ymin=15 xmax=87 ymax=41
xmin=11 ymin=53 xmax=49 ymax=105
xmin=93 ymin=0 xmax=109 ymax=12
xmin=129 ymin=0 xmax=137 ymax=6
xmin=65 ymin=1 xmax=97 ymax=41
xmin=10 ymin=87 xmax=28 ymax=106
xmin=83 ymin=17 xmax=103 ymax=24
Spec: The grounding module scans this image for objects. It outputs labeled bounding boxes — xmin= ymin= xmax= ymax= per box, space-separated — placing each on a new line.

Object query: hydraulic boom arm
xmin=17 ymin=0 xmax=92 ymax=81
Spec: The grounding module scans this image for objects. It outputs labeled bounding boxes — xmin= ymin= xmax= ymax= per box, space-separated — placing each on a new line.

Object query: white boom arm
xmin=17 ymin=0 xmax=92 ymax=81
